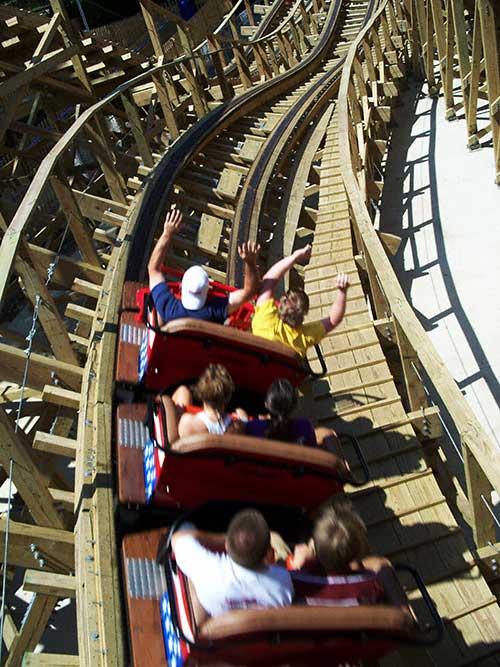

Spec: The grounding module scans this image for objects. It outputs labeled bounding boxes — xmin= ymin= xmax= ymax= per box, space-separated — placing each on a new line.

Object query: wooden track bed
xmin=305 ymin=108 xmax=500 ymax=667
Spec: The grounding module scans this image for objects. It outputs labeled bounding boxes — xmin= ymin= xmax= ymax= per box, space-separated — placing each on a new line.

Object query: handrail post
xmin=463 ymin=444 xmax=496 ymax=547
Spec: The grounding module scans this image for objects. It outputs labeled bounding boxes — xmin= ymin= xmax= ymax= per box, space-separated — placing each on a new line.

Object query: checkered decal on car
xmin=160 ymin=590 xmax=188 ymax=667
xmin=143 ymin=438 xmax=157 ymax=502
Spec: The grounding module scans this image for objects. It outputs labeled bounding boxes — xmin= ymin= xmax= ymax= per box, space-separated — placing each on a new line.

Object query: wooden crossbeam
xmin=33 ymin=431 xmax=77 ymax=458
xmin=27 ymin=243 xmax=105 ymax=288
xmin=24 ymin=569 xmax=76 ymax=598
xmin=42 ymin=385 xmax=80 ymax=409
xmin=50 ymin=175 xmax=101 ymax=266
xmin=4 ymin=593 xmax=59 ymax=667
xmin=49 ymin=488 xmax=75 ymax=511
xmin=22 ymin=654 xmax=79 ymax=666
xmin=0 ymin=46 xmax=79 ymax=98
xmin=0 ymin=407 xmax=66 ymax=529
xmin=14 ymin=251 xmax=81 ymax=366
xmin=0 ymin=518 xmax=74 ymax=570
xmin=30 ymin=12 xmax=62 ymax=64
xmin=0 ymin=342 xmax=83 ymax=391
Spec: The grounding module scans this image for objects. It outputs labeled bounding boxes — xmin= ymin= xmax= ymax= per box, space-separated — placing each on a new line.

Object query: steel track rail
xmin=126 ymin=0 xmax=346 ymax=282
xmin=228 ymin=0 xmax=377 ymax=284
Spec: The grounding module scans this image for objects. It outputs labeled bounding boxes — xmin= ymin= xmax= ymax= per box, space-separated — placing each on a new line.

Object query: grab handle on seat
xmin=337 ymin=433 xmax=370 ymax=486
xmin=146 ymin=395 xmax=166 ymax=452
xmin=393 ymin=563 xmax=444 ymax=645
xmin=307 ymin=344 xmax=328 ymax=379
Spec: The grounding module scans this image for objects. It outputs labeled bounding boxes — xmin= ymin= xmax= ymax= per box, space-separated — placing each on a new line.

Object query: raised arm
xmin=321 ymin=273 xmax=350 ymax=333
xmin=148 ymin=208 xmax=183 ymax=290
xmin=256 ymin=244 xmax=312 ymax=306
xmin=227 ymin=242 xmax=261 ymax=315
xmin=171 ymin=528 xmax=226 ymax=553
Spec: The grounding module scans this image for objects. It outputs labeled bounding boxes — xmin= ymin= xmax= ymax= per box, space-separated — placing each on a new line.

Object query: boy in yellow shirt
xmin=252 ymin=245 xmax=349 ymax=356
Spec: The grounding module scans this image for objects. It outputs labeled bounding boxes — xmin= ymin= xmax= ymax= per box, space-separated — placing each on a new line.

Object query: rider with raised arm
xmin=251 ymin=244 xmax=350 ymax=356
xmin=148 ymin=208 xmax=260 ymax=326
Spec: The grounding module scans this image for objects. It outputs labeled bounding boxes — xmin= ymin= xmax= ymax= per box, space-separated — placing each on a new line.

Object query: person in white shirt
xmin=171 ymin=509 xmax=293 ymax=619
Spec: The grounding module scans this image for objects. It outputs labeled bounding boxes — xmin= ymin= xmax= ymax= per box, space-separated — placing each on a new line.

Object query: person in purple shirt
xmin=148 ymin=208 xmax=260 ymax=326
xmin=245 ymin=378 xmax=317 ymax=446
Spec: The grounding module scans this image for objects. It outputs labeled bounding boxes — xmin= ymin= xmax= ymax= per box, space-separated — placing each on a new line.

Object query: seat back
xmin=140 ymin=317 xmax=310 ymax=394
xmin=161 ymin=563 xmax=417 ymax=667
xmin=144 ymin=409 xmax=348 ymax=508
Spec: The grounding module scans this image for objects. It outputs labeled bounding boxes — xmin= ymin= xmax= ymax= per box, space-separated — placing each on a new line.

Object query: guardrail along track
xmin=1 ymin=0 xmax=500 ymax=665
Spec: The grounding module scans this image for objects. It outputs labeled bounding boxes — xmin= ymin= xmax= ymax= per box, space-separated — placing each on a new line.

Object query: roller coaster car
xmin=122 ymin=528 xmax=443 ymax=667
xmin=116 ymin=274 xmax=327 ymax=393
xmin=116 ymin=395 xmax=370 ymax=509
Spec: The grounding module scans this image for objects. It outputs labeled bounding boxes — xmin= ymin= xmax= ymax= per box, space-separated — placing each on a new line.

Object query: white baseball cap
xmin=181 ymin=265 xmax=209 ymax=310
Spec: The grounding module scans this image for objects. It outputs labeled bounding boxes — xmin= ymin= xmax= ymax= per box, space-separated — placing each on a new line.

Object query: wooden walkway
xmin=302 ymin=108 xmax=500 ymax=666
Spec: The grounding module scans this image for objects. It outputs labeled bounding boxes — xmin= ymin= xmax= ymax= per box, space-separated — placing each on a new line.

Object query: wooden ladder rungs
xmin=42 ymin=385 xmax=80 ymax=410
xmin=127 ymin=177 xmax=143 ymax=191
xmin=72 ymin=278 xmax=101 ymax=299
xmin=49 ymin=488 xmax=75 ymax=511
xmin=68 ymin=333 xmax=90 ymax=352
xmin=65 ymin=303 xmax=95 ymax=324
xmin=33 ymin=432 xmax=77 ymax=458
xmin=23 ymin=569 xmax=76 ymax=598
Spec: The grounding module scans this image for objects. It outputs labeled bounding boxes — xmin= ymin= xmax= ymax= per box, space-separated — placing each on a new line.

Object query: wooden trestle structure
xmin=0 ymin=0 xmax=499 ymax=664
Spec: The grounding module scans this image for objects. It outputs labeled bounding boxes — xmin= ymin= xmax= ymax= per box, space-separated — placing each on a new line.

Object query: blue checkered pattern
xmin=143 ymin=438 xmax=157 ymax=502
xmin=160 ymin=590 xmax=186 ymax=667
xmin=138 ymin=329 xmax=149 ymax=383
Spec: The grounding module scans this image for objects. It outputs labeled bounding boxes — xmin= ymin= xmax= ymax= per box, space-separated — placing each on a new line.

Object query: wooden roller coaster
xmin=0 ymin=0 xmax=499 ymax=665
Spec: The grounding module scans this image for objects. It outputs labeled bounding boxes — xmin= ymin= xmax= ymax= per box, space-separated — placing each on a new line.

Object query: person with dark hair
xmin=173 ymin=364 xmax=247 ymax=438
xmin=251 ymin=244 xmax=349 ymax=356
xmin=244 ymin=380 xmax=348 ymax=459
xmin=245 ymin=378 xmax=317 ymax=445
xmin=171 ymin=509 xmax=293 ymax=619
xmin=289 ymin=500 xmax=411 ymax=613
xmin=148 ymin=208 xmax=260 ymax=326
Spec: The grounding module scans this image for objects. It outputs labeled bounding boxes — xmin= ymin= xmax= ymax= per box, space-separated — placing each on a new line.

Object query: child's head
xmin=195 ymin=363 xmax=234 ymax=414
xmin=278 ymin=289 xmax=309 ymax=328
xmin=313 ymin=500 xmax=369 ymax=572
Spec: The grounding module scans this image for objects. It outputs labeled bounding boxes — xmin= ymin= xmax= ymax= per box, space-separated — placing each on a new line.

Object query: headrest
xmin=160 ymin=318 xmax=307 ymax=369
xmin=171 ymin=433 xmax=346 ymax=476
xmin=199 ymin=605 xmax=415 ymax=641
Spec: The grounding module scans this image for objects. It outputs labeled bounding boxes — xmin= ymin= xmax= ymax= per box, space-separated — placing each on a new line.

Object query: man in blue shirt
xmin=148 ymin=208 xmax=260 ymax=326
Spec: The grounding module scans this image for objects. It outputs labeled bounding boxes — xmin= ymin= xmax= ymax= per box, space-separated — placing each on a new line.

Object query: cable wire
xmin=0 ymin=459 xmax=15 ymax=665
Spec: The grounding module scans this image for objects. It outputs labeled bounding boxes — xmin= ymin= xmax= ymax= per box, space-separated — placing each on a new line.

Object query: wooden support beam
xmin=0 ymin=406 xmax=65 ymax=529
xmin=0 ymin=517 xmax=74 ymax=570
xmin=24 ymin=569 xmax=76 ymax=598
xmin=81 ymin=123 xmax=128 ymax=204
xmin=464 ymin=445 xmax=496 ymax=547
xmin=49 ymin=487 xmax=75 ymax=511
xmin=121 ymin=92 xmax=154 ymax=168
xmin=14 ymin=252 xmax=81 ymax=366
xmin=31 ymin=12 xmax=62 ymax=64
xmin=65 ymin=303 xmax=95 ymax=324
xmin=42 ymin=385 xmax=80 ymax=410
xmin=50 ymin=175 xmax=101 ymax=266
xmin=2 ymin=612 xmax=17 ymax=651
xmin=0 ymin=46 xmax=79 ymax=98
xmin=4 ymin=593 xmax=59 ymax=667
xmin=0 ymin=341 xmax=83 ymax=391
xmin=22 ymin=654 xmax=79 ymax=666
xmin=394 ymin=317 xmax=428 ymax=412
xmin=71 ymin=189 xmax=128 ymax=225
xmin=0 ymin=84 xmax=28 ymax=144
xmin=27 ymin=243 xmax=105 ymax=288
xmin=33 ymin=431 xmax=77 ymax=458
